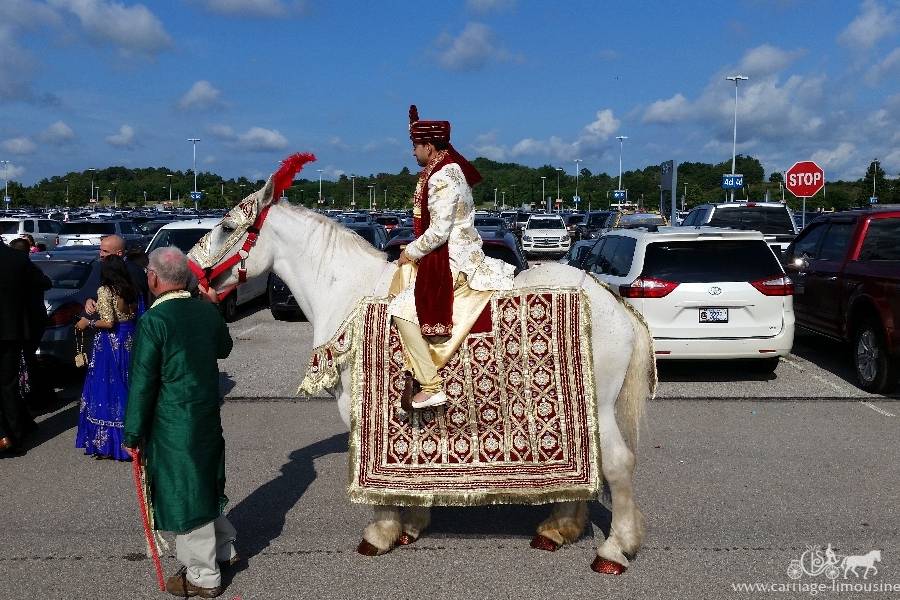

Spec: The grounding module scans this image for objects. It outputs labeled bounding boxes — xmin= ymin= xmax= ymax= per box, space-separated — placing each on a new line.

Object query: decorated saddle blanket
xmin=300 ymin=287 xmax=603 ymax=507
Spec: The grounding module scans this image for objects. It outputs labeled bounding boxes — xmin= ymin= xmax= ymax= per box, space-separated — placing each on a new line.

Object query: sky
xmin=1 ymin=0 xmax=899 ymax=188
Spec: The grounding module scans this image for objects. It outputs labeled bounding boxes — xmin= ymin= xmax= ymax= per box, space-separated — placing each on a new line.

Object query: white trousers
xmin=174 ymin=515 xmax=237 ymax=588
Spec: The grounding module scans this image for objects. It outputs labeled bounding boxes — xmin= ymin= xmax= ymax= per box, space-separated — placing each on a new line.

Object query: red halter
xmin=188 ymin=204 xmax=274 ymax=302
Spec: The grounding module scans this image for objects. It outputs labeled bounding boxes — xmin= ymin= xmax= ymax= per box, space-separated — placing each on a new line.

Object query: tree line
xmin=5 ymin=155 xmax=896 ymax=212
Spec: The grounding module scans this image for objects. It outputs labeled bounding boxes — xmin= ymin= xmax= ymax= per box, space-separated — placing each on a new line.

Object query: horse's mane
xmin=276 ymin=202 xmax=387 ymax=262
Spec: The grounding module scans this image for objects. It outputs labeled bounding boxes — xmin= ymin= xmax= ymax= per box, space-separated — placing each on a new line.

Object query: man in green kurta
xmin=124 ymin=246 xmax=236 ymax=598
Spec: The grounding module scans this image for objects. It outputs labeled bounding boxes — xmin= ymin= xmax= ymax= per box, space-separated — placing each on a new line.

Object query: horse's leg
xmin=532 ymin=501 xmax=588 ymax=551
xmin=357 ymin=505 xmax=403 ymax=556
xmin=398 ymin=506 xmax=431 ymax=545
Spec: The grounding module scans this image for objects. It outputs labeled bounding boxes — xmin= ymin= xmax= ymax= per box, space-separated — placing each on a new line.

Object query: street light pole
xmin=574 ymin=158 xmax=582 ymax=208
xmin=725 ymin=74 xmax=748 ymax=202
xmin=368 ymin=184 xmax=374 ymax=211
xmin=317 ymin=169 xmax=324 ymax=207
xmin=167 ymin=174 xmax=173 ymax=204
xmin=494 ymin=187 xmax=497 ymax=209
xmin=615 ymin=136 xmax=628 ymax=192
xmin=88 ymin=167 xmax=96 ymax=203
xmin=350 ymin=176 xmax=356 ymax=207
xmin=540 ymin=177 xmax=546 ymax=211
xmin=555 ymin=168 xmax=563 ymax=212
xmin=0 ymin=161 xmax=9 ymax=207
xmin=873 ymin=158 xmax=879 ymax=201
xmin=188 ymin=137 xmax=200 ymax=211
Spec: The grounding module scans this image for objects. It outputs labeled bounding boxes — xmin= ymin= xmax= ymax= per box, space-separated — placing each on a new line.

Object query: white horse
xmin=843 ymin=550 xmax=881 ymax=579
xmin=190 ymin=186 xmax=655 ymax=573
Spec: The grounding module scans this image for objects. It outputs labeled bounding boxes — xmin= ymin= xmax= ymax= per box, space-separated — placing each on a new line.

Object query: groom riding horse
xmin=388 ymin=105 xmax=515 ymax=410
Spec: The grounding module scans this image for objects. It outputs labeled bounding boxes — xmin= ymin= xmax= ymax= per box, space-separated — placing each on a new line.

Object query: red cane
xmin=130 ymin=448 xmax=166 ymax=591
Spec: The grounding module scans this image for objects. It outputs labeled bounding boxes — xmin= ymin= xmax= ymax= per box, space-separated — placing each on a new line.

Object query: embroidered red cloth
xmin=348 ymin=290 xmax=602 ymax=506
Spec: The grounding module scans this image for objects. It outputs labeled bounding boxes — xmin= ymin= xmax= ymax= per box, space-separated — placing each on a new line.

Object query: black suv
xmin=576 ymin=210 xmax=618 ymax=240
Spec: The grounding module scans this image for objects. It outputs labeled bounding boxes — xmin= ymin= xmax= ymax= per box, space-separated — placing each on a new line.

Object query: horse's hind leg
xmin=358 ymin=505 xmax=402 ymax=556
xmin=532 ymin=501 xmax=588 ymax=551
xmin=399 ymin=506 xmax=431 ymax=545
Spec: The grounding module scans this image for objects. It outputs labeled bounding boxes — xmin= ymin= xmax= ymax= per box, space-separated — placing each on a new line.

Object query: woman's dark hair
xmin=101 ymin=255 xmax=137 ymax=304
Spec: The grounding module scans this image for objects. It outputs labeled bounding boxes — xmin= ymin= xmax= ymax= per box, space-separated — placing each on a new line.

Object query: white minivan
xmin=146 ymin=219 xmax=270 ymax=322
xmin=584 ymin=226 xmax=794 ymax=371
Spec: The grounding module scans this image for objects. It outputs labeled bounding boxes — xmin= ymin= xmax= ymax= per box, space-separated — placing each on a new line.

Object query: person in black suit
xmin=0 ymin=239 xmax=52 ymax=454
xmin=85 ymin=235 xmax=149 ymax=315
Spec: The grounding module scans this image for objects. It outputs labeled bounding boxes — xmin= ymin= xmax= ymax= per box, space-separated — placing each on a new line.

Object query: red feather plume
xmin=272 ymin=152 xmax=317 ymax=202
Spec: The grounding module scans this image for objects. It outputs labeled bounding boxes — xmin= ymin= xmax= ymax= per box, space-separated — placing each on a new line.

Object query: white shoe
xmin=411 ymin=391 xmax=448 ymax=409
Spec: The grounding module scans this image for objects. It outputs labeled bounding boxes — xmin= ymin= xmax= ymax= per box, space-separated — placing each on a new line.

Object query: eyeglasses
xmin=144 ymin=267 xmax=156 ymax=275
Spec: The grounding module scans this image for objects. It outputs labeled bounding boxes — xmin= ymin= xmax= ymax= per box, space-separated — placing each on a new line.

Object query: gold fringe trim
xmin=296 ymin=301 xmax=366 ymax=396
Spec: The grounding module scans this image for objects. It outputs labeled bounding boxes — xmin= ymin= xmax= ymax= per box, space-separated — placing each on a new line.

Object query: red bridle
xmin=188 ymin=204 xmax=274 ymax=302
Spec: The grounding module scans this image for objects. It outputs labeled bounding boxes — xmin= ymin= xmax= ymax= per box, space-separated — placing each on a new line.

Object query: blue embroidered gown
xmin=75 ymin=286 xmax=141 ymax=460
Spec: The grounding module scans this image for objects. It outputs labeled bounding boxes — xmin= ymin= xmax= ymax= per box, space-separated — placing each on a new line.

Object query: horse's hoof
xmin=591 ymin=556 xmax=627 ymax=575
xmin=530 ymin=534 xmax=560 ymax=552
xmin=356 ymin=539 xmax=385 ymax=556
xmin=397 ymin=532 xmax=418 ymax=546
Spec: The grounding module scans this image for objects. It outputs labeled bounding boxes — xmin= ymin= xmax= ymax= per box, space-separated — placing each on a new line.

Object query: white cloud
xmin=0 ymin=1 xmax=61 ymax=27
xmin=738 ymin=44 xmax=804 ymax=77
xmin=2 ymin=137 xmax=37 ymax=155
xmin=105 ymin=124 xmax=136 ymax=148
xmin=0 ymin=162 xmax=26 ymax=180
xmin=435 ymin=23 xmax=512 ymax=71
xmin=203 ymin=155 xmax=217 ymax=165
xmin=866 ymin=47 xmax=900 ymax=84
xmin=49 ymin=0 xmax=173 ymax=57
xmin=237 ymin=127 xmax=288 ymax=151
xmin=471 ymin=131 xmax=508 ymax=161
xmin=643 ymin=94 xmax=692 ymax=124
xmin=178 ymin=80 xmax=224 ymax=111
xmin=0 ymin=27 xmax=37 ymax=101
xmin=39 ymin=121 xmax=76 ymax=144
xmin=466 ymin=0 xmax=514 ymax=13
xmin=199 ymin=0 xmax=307 ymax=17
xmin=838 ymin=0 xmax=897 ymax=50
xmin=582 ymin=109 xmax=620 ymax=141
xmin=811 ymin=142 xmax=857 ymax=171
xmin=207 ymin=124 xmax=236 ymax=140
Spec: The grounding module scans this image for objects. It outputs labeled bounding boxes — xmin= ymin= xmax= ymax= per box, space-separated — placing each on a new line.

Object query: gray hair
xmin=148 ymin=246 xmax=190 ymax=287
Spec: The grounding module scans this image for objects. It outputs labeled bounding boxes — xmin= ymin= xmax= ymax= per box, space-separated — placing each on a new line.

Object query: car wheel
xmin=270 ymin=307 xmax=290 ymax=321
xmin=750 ymin=357 xmax=780 ymax=374
xmin=853 ymin=319 xmax=897 ymax=394
xmin=219 ymin=293 xmax=238 ymax=323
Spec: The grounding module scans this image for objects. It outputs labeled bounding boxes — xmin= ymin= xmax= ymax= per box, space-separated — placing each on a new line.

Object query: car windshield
xmin=475 ymin=217 xmax=504 ymax=228
xmin=137 ymin=221 xmax=168 ymax=235
xmin=375 ymin=217 xmax=398 ymax=226
xmin=348 ymin=227 xmax=377 ymax=246
xmin=708 ymin=206 xmax=795 ymax=235
xmin=567 ymin=215 xmax=586 ymax=226
xmin=642 ymin=240 xmax=782 ymax=282
xmin=516 ymin=213 xmax=531 ymax=223
xmin=0 ymin=221 xmax=19 ymax=234
xmin=527 ymin=218 xmax=564 ymax=230
xmin=148 ymin=228 xmax=209 ymax=253
xmin=34 ymin=261 xmax=92 ymax=289
xmin=617 ymin=214 xmax=666 ymax=228
xmin=60 ymin=222 xmax=117 ymax=235
xmin=588 ymin=212 xmax=612 ymax=227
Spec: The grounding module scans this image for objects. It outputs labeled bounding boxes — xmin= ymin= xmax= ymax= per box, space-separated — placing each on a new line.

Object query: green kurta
xmin=124 ymin=294 xmax=233 ymax=534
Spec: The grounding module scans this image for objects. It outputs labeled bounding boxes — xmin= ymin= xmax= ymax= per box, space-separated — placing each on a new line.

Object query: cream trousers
xmin=174 ymin=515 xmax=237 ymax=588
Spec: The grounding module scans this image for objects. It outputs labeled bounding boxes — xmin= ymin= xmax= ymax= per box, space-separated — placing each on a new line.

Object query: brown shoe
xmin=399 ymin=371 xmax=421 ymax=412
xmin=219 ymin=554 xmax=245 ymax=571
xmin=165 ymin=566 xmax=223 ymax=598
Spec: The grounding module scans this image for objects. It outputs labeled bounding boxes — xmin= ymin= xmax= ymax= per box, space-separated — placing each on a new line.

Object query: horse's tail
xmin=615 ymin=300 xmax=656 ymax=454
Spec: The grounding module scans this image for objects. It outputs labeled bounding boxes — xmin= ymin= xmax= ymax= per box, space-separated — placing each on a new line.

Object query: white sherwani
xmin=387 ymin=162 xmax=514 ymax=325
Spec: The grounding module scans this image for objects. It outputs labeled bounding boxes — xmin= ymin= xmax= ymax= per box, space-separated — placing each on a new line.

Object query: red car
xmin=783 ymin=208 xmax=900 ymax=393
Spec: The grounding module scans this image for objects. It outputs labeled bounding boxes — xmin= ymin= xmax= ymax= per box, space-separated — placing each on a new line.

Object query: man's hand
xmin=398 ymin=250 xmax=413 ymax=266
xmin=75 ymin=317 xmax=91 ymax=331
xmin=85 ymin=298 xmax=97 ymax=315
xmin=201 ymin=286 xmax=220 ymax=304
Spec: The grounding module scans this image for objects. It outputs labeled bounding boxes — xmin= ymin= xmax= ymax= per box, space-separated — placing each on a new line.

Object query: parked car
xmin=558 ymin=239 xmax=597 ymax=269
xmin=374 ymin=215 xmax=401 ymax=233
xmin=565 ymin=214 xmax=586 ymax=240
xmin=0 ymin=217 xmax=63 ymax=249
xmin=384 ymin=226 xmax=528 ymax=274
xmin=614 ymin=212 xmax=668 ymax=230
xmin=520 ymin=214 xmax=570 ymax=256
xmin=474 ymin=216 xmax=508 ymax=231
xmin=30 ymin=249 xmax=101 ymax=367
xmin=576 ymin=210 xmax=619 ymax=240
xmin=680 ymin=202 xmax=797 ymax=255
xmin=269 ymin=222 xmax=389 ymax=320
xmin=782 ymin=208 xmax=900 ymax=393
xmin=584 ymin=227 xmax=794 ymax=370
xmin=58 ymin=220 xmax=144 ymax=250
xmin=146 ymin=219 xmax=269 ymax=322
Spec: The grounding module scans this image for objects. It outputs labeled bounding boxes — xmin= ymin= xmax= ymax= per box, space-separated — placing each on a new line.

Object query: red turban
xmin=409 ymin=105 xmax=451 ymax=144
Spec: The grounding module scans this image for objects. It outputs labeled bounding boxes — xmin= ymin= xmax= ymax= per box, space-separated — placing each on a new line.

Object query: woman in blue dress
xmin=75 ymin=256 xmax=139 ymax=460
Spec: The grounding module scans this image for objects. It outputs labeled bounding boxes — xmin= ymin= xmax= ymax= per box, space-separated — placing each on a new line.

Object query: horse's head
xmin=187 ymin=152 xmax=315 ymax=300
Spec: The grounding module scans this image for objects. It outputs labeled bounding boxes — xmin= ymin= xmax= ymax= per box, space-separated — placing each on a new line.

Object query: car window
xmin=859 ymin=217 xmax=900 ymax=261
xmin=475 ymin=217 xmax=505 ymax=228
xmin=483 ymin=244 xmax=522 ymax=272
xmin=119 ymin=222 xmax=135 ymax=234
xmin=588 ymin=212 xmax=611 ymax=227
xmin=584 ymin=238 xmax=606 ymax=270
xmin=642 ymin=240 xmax=782 ymax=282
xmin=817 ymin=222 xmax=856 ymax=262
xmin=34 ymin=261 xmax=93 ymax=289
xmin=527 ymin=217 xmax=564 ymax=230
xmin=590 ymin=236 xmax=635 ymax=277
xmin=787 ymin=222 xmax=827 ymax=260
xmin=0 ymin=221 xmax=18 ymax=234
xmin=617 ymin=214 xmax=666 ymax=229
xmin=23 ymin=220 xmax=34 ymax=233
xmin=38 ymin=220 xmax=55 ymax=233
xmin=147 ymin=228 xmax=209 ymax=253
xmin=707 ymin=206 xmax=795 ymax=234
xmin=61 ymin=222 xmax=117 ymax=235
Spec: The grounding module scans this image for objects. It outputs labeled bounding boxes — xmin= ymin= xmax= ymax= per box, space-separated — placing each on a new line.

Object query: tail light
xmin=619 ymin=277 xmax=679 ymax=298
xmin=49 ymin=302 xmax=83 ymax=327
xmin=751 ymin=275 xmax=794 ymax=296
xmin=55 ymin=236 xmax=60 ymax=246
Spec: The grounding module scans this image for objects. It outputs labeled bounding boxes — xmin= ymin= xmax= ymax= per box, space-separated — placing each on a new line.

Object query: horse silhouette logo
xmin=787 ymin=544 xmax=882 ymax=580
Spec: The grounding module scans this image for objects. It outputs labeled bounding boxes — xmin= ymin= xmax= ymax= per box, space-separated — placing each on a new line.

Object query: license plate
xmin=72 ymin=240 xmax=86 ymax=245
xmin=699 ymin=308 xmax=728 ymax=323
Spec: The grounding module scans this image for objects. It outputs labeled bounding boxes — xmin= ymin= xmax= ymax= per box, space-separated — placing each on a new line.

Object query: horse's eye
xmin=221 ymin=224 xmax=235 ymax=233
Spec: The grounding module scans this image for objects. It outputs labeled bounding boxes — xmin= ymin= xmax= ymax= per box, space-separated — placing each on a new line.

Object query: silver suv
xmin=680 ymin=202 xmax=797 ymax=254
xmin=58 ymin=220 xmax=144 ymax=249
xmin=0 ymin=217 xmax=63 ymax=249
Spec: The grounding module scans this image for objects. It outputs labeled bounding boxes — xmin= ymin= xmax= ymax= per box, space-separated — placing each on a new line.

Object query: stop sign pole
xmin=785 ymin=160 xmax=825 ymax=229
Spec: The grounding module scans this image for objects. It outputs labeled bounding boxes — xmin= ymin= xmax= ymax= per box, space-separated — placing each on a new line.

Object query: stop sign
xmin=785 ymin=161 xmax=825 ymax=197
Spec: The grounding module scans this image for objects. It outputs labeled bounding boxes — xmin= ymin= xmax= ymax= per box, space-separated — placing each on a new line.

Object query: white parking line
xmin=235 ymin=323 xmax=263 ymax=338
xmin=780 ymin=355 xmax=853 ymax=395
xmin=860 ymin=401 xmax=896 ymax=417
